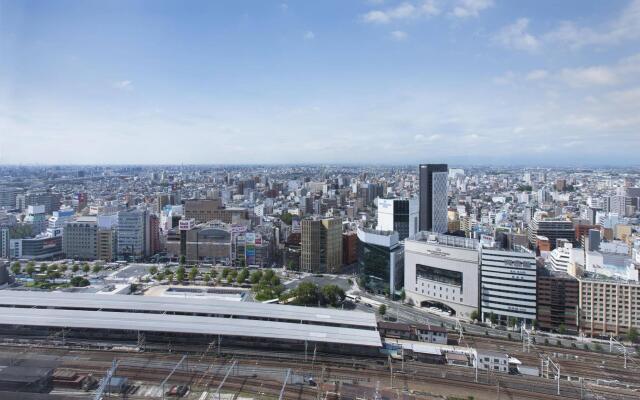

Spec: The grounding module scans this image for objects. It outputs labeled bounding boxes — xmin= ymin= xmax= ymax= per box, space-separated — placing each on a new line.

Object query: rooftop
xmin=408 ymin=231 xmax=478 ymax=250
xmin=0 ymin=291 xmax=377 ymax=329
xmin=0 ymin=307 xmax=382 ymax=347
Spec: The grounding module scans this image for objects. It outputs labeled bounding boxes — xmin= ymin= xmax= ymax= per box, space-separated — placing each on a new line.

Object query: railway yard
xmin=1 ymin=329 xmax=640 ymax=400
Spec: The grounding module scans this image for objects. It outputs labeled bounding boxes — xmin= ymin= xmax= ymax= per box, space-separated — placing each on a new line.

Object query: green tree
xmin=627 ymin=327 xmax=638 ymax=343
xmin=558 ymin=324 xmax=567 ymax=334
xmin=378 ymin=304 xmax=387 ymax=316
xmin=25 ymin=264 xmax=35 ymax=276
xmin=179 ymin=254 xmax=186 ymax=265
xmin=280 ymin=212 xmax=293 ymax=225
xmin=149 ymin=266 xmax=158 ymax=275
xmin=176 ymin=266 xmax=185 ymax=282
xmin=59 ymin=264 xmax=68 ymax=273
xmin=203 ymin=273 xmax=212 ymax=284
xmin=82 ymin=264 xmax=90 ymax=275
xmin=70 ymin=276 xmax=90 ymax=287
xmin=156 ymin=271 xmax=165 ymax=281
xmin=166 ymin=272 xmax=174 ymax=283
xmin=470 ymin=310 xmax=479 ymax=321
xmin=489 ymin=312 xmax=498 ymax=325
xmin=71 ymin=264 xmax=80 ymax=273
xmin=189 ymin=266 xmax=198 ymax=281
xmin=321 ymin=284 xmax=346 ymax=307
xmin=237 ymin=268 xmax=249 ymax=284
xmin=10 ymin=261 xmax=21 ymax=275
xmin=92 ymin=264 xmax=102 ymax=274
xmin=221 ymin=267 xmax=231 ymax=279
xmin=228 ymin=269 xmax=238 ymax=281
xmin=250 ymin=270 xmax=263 ymax=284
xmin=293 ymin=282 xmax=320 ymax=306
xmin=263 ymin=269 xmax=275 ymax=281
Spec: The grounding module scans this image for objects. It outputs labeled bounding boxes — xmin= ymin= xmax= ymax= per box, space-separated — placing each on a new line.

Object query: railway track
xmin=2 ymin=341 xmax=639 ymax=399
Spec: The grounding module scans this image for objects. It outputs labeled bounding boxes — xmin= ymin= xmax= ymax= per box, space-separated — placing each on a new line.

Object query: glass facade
xmin=358 ymin=241 xmax=404 ymax=296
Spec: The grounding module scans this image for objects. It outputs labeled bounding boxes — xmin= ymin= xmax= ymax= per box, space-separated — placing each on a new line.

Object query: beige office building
xmin=578 ymin=277 xmax=640 ymax=337
xmin=184 ymin=199 xmax=248 ymax=224
xmin=301 ymin=217 xmax=343 ymax=273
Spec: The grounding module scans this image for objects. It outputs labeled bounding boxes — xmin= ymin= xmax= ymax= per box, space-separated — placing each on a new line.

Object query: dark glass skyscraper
xmin=419 ymin=164 xmax=449 ymax=233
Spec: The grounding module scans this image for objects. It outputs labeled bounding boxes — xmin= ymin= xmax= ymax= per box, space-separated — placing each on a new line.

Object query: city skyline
xmin=2 ymin=0 xmax=640 ymax=165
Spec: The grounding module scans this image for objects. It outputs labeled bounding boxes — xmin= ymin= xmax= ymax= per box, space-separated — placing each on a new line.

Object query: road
xmin=354 ymin=291 xmax=636 ymax=354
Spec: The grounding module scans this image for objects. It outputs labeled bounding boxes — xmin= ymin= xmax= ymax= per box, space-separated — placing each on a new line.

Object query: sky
xmin=1 ymin=0 xmax=640 ymax=166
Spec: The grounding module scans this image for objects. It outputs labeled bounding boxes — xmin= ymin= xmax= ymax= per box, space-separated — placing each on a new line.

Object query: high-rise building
xmin=376 ymin=198 xmax=419 ymax=240
xmin=536 ymin=266 xmax=579 ymax=333
xmin=97 ymin=228 xmax=117 ymax=262
xmin=184 ymin=198 xmax=248 ymax=224
xmin=356 ymin=227 xmax=404 ymax=297
xmin=117 ymin=209 xmax=147 ymax=260
xmin=301 ymin=217 xmax=343 ymax=273
xmin=404 ymin=231 xmax=479 ymax=319
xmin=527 ymin=215 xmax=575 ymax=250
xmin=480 ymin=245 xmax=537 ymax=325
xmin=419 ymin=164 xmax=448 ymax=233
xmin=16 ymin=191 xmax=61 ymax=214
xmin=0 ymin=187 xmax=21 ymax=209
xmin=63 ymin=216 xmax=98 ymax=260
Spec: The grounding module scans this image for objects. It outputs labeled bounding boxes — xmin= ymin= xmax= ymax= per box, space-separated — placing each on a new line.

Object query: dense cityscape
xmin=3 ymin=0 xmax=640 ymax=398
xmin=0 ymin=163 xmax=639 ymax=399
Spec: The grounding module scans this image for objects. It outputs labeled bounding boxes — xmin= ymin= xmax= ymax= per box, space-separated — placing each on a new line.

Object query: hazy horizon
xmin=2 ymin=0 xmax=640 ymax=165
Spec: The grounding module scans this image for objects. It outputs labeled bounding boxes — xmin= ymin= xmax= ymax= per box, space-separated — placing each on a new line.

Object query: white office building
xmin=404 ymin=231 xmax=479 ymax=319
xmin=376 ymin=197 xmax=418 ymax=240
xmin=480 ymin=246 xmax=537 ymax=325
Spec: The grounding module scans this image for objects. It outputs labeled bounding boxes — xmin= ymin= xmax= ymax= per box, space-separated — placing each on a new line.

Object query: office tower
xmin=527 ymin=215 xmax=575 ymax=250
xmin=536 ymin=266 xmax=579 ymax=333
xmin=301 ymin=217 xmax=343 ymax=273
xmin=342 ymin=231 xmax=358 ymax=265
xmin=0 ymin=187 xmax=21 ymax=208
xmin=149 ymin=214 xmax=161 ymax=255
xmin=587 ymin=229 xmax=600 ymax=252
xmin=63 ymin=216 xmax=98 ymax=260
xmin=184 ymin=198 xmax=248 ymax=224
xmin=16 ymin=191 xmax=62 ymax=214
xmin=97 ymin=228 xmax=117 ymax=262
xmin=419 ymin=164 xmax=448 ymax=233
xmin=480 ymin=246 xmax=537 ymax=325
xmin=117 ymin=209 xmax=147 ymax=260
xmin=356 ymin=227 xmax=404 ymax=297
xmin=376 ymin=198 xmax=419 ymax=240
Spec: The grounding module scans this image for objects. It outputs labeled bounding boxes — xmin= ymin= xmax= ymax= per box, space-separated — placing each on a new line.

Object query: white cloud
xmin=113 ymin=80 xmax=133 ymax=91
xmin=303 ymin=31 xmax=315 ymax=40
xmin=544 ymin=0 xmax=640 ymax=48
xmin=361 ymin=1 xmax=440 ymax=24
xmin=492 ymin=71 xmax=516 ymax=85
xmin=450 ymin=0 xmax=494 ymax=19
xmin=526 ymin=69 xmax=548 ymax=81
xmin=390 ymin=30 xmax=408 ymax=40
xmin=560 ymin=66 xmax=619 ymax=87
xmin=414 ymin=133 xmax=442 ymax=142
xmin=493 ymin=18 xmax=540 ymax=52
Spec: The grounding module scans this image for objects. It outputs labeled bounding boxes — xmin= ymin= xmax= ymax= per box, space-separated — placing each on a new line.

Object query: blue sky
xmin=1 ymin=0 xmax=640 ymax=165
